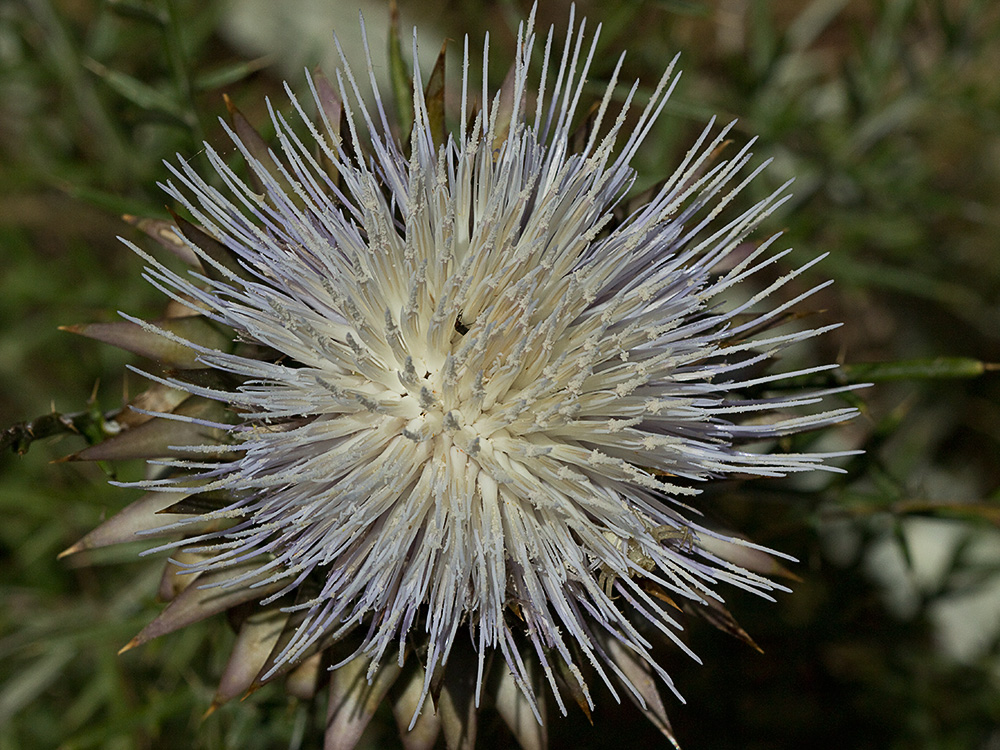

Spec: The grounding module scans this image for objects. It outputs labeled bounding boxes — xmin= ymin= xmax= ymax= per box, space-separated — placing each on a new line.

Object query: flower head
xmin=60 ymin=7 xmax=856 ymax=748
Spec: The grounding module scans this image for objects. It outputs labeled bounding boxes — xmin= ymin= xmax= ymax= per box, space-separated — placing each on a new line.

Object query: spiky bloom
xmin=58 ymin=7 xmax=856 ymax=748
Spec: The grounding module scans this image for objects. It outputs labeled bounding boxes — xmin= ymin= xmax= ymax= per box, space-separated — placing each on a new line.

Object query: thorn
xmin=710 ymin=139 xmax=733 ymax=162
xmin=56 ymin=542 xmax=83 ymax=560
xmin=648 ymin=588 xmax=682 ymax=611
xmin=118 ymin=637 xmax=140 ymax=655
xmin=202 ymin=702 xmax=219 ymax=721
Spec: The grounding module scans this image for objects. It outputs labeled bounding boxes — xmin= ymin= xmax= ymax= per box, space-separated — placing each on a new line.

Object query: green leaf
xmin=424 ymin=42 xmax=447 ymax=147
xmin=787 ymin=0 xmax=850 ymax=51
xmin=56 ymin=182 xmax=157 ymax=218
xmin=194 ymin=57 xmax=274 ymax=92
xmin=892 ymin=500 xmax=1000 ymax=527
xmin=651 ymin=0 xmax=709 ymax=14
xmin=841 ymin=357 xmax=997 ymax=382
xmin=83 ymin=58 xmax=191 ymax=127
xmin=388 ymin=0 xmax=414 ymax=138
xmin=104 ymin=0 xmax=167 ymax=26
xmin=748 ymin=0 xmax=780 ymax=78
xmin=0 ymin=644 xmax=75 ymax=725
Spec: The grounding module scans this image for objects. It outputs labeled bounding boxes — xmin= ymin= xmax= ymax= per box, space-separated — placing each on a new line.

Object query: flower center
xmin=398 ymin=367 xmax=485 ymax=458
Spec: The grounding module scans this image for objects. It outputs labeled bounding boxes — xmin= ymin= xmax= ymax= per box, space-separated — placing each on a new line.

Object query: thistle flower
xmin=53 ymin=7 xmax=856 ymax=749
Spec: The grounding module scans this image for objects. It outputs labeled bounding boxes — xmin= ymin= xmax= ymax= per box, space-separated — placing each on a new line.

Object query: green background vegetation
xmin=2 ymin=0 xmax=999 ymax=747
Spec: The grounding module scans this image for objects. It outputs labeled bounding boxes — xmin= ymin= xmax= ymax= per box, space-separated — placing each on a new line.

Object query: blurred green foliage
xmin=1 ymin=0 xmax=999 ymax=748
